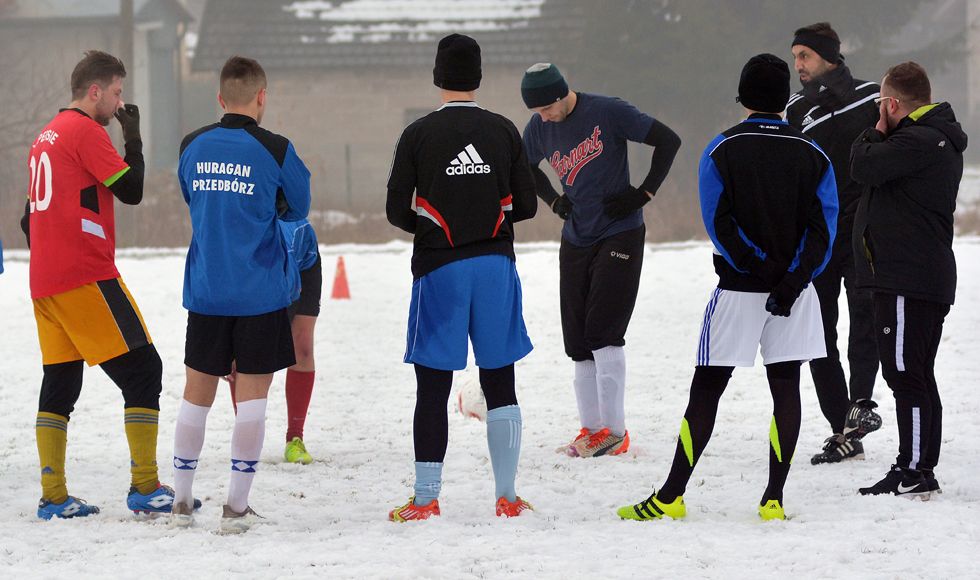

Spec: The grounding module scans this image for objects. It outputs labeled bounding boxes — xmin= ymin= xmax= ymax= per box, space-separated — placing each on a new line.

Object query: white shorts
xmin=696 ymin=285 xmax=826 ymax=367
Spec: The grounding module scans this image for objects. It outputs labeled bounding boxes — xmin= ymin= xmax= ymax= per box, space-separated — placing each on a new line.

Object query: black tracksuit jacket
xmin=700 ymin=114 xmax=838 ymax=293
xmin=849 ymin=103 xmax=967 ymax=304
xmin=786 ymin=74 xmax=880 ymax=247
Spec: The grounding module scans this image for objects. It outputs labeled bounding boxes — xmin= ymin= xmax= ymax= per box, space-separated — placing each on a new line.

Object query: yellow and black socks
xmin=36 ymin=412 xmax=69 ymax=504
xmin=125 ymin=407 xmax=160 ymax=495
xmin=762 ymin=361 xmax=802 ymax=504
xmin=658 ymin=365 xmax=732 ymax=503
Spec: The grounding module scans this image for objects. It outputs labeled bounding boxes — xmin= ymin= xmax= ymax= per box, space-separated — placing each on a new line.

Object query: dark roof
xmin=192 ymin=0 xmax=579 ymax=72
xmin=0 ymin=0 xmax=191 ymax=24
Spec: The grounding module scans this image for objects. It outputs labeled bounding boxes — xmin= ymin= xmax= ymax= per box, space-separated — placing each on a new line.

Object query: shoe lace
xmin=289 ymin=438 xmax=308 ymax=454
xmin=587 ymin=429 xmax=611 ymax=449
xmin=821 ymin=434 xmax=844 ymax=451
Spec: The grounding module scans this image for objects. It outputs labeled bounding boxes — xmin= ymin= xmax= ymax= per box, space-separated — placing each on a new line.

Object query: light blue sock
xmin=486 ymin=405 xmax=522 ymax=503
xmin=413 ymin=462 xmax=443 ymax=506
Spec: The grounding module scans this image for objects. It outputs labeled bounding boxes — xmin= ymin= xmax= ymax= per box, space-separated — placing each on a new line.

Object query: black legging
xmin=658 ymin=361 xmax=801 ymax=505
xmin=38 ymin=344 xmax=162 ymax=418
xmin=413 ymin=363 xmax=517 ymax=462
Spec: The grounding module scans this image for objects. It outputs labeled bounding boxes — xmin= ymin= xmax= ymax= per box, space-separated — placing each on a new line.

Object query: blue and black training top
xmin=699 ymin=113 xmax=838 ymax=294
xmin=179 ymin=113 xmax=311 ymax=316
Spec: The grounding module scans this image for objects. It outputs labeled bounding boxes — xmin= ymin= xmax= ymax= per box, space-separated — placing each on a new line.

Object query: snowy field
xmin=1 ymin=239 xmax=978 ymax=580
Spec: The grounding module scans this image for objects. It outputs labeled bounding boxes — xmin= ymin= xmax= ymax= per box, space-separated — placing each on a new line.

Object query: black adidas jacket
xmin=849 ymin=102 xmax=967 ymax=304
xmin=387 ymin=101 xmax=537 ymax=278
xmin=786 ymin=72 xmax=879 ymax=245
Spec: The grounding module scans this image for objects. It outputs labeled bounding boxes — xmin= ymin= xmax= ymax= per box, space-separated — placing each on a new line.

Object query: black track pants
xmin=808 ymin=241 xmax=879 ymax=433
xmin=873 ymin=294 xmax=948 ymax=471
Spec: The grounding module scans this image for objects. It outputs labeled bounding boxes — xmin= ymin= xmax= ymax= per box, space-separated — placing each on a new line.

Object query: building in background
xmin=0 ymin=0 xmax=192 ymax=168
xmin=189 ymin=0 xmax=577 ymax=215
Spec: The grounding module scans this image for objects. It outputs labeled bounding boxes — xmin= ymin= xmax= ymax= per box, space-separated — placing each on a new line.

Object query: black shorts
xmin=559 ymin=225 xmax=645 ymax=361
xmin=184 ymin=309 xmax=296 ymax=376
xmin=287 ymin=253 xmax=322 ymax=319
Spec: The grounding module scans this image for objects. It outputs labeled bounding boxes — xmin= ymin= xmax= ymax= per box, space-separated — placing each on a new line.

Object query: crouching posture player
xmin=386 ymin=34 xmax=537 ymax=520
xmin=172 ymin=56 xmax=311 ymax=533
xmin=24 ymin=51 xmax=192 ymax=519
xmin=618 ymin=54 xmax=837 ymax=522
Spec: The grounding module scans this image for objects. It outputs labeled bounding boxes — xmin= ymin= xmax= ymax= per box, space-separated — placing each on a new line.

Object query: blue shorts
xmin=404 ymin=254 xmax=533 ymax=371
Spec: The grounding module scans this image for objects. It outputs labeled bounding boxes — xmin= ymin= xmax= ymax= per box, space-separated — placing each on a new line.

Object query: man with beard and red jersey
xmin=22 ymin=50 xmax=193 ymax=520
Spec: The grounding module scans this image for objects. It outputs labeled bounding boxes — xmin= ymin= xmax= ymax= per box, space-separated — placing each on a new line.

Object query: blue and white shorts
xmin=405 ymin=254 xmax=533 ymax=371
xmin=696 ymin=285 xmax=825 ymax=367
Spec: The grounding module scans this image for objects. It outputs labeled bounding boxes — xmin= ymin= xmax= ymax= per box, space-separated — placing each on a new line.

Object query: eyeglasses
xmin=874 ymin=96 xmax=899 ymax=105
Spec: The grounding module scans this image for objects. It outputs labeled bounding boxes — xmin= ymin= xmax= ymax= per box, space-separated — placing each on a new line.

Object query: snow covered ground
xmin=0 ymin=239 xmax=977 ymax=580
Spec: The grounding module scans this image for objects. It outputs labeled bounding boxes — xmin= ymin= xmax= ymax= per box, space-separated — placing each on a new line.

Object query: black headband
xmin=792 ymin=32 xmax=841 ymax=65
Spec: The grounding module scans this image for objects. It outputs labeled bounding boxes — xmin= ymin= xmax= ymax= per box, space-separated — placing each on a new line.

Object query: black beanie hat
xmin=737 ymin=54 xmax=790 ymax=114
xmin=792 ymin=32 xmax=842 ymax=65
xmin=433 ymin=34 xmax=481 ymax=91
xmin=521 ymin=63 xmax=569 ymax=108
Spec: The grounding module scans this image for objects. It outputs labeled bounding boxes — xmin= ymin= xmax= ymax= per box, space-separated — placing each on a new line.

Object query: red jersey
xmin=27 ymin=109 xmax=129 ymax=298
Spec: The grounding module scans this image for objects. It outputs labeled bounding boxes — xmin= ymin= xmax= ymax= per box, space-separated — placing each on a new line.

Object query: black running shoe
xmin=843 ymin=399 xmax=882 ymax=441
xmin=810 ymin=434 xmax=864 ymax=465
xmin=922 ymin=470 xmax=942 ymax=494
xmin=859 ymin=465 xmax=930 ymax=497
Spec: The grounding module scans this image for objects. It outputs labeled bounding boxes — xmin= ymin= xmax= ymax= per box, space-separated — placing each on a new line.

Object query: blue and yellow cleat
xmin=759 ymin=499 xmax=785 ymax=521
xmin=38 ymin=496 xmax=100 ymax=520
xmin=617 ymin=492 xmax=686 ymax=521
xmin=127 ymin=483 xmax=202 ymax=514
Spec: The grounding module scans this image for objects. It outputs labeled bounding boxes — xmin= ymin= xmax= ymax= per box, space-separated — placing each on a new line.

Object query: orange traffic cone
xmin=331 ymin=256 xmax=351 ymax=299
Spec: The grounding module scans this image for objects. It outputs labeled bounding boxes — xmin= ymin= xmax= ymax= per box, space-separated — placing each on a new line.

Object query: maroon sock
xmin=285 ymin=369 xmax=315 ymax=442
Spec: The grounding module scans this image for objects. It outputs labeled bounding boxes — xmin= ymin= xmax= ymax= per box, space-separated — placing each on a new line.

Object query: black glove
xmin=114 ymin=104 xmax=141 ymax=143
xmin=765 ymin=279 xmax=802 ymax=317
xmin=552 ymin=194 xmax=573 ymax=220
xmin=602 ymin=185 xmax=650 ymax=221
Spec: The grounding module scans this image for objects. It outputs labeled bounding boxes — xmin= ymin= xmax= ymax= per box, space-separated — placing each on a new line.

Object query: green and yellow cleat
xmin=284 ymin=437 xmax=313 ymax=464
xmin=617 ymin=492 xmax=686 ymax=521
xmin=759 ymin=499 xmax=785 ymax=521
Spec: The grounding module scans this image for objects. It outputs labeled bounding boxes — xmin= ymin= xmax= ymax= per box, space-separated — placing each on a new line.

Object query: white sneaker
xmin=168 ymin=501 xmax=194 ymax=529
xmin=219 ymin=504 xmax=264 ymax=535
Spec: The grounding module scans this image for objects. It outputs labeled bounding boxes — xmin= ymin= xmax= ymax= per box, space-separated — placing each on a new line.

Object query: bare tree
xmin=0 ymin=29 xmax=67 ymax=249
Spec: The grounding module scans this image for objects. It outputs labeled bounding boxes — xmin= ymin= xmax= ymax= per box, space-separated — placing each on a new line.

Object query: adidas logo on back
xmin=446 ymin=144 xmax=491 ymax=175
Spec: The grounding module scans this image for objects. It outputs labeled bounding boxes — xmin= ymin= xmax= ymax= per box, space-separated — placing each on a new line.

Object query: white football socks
xmin=594 ymin=346 xmax=627 ymax=437
xmin=574 ymin=360 xmax=600 ymax=432
xmin=173 ymin=399 xmax=210 ymax=507
xmin=227 ymin=398 xmax=267 ymax=513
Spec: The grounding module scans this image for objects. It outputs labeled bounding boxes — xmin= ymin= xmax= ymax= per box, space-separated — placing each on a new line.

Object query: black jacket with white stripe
xmin=849 ymin=102 xmax=967 ymax=305
xmin=786 ymin=69 xmax=879 ymax=246
xmin=387 ymin=101 xmax=537 ymax=278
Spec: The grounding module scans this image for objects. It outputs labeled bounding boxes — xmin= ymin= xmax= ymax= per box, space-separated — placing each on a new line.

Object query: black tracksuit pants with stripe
xmin=873 ymin=293 xmax=949 ymax=472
